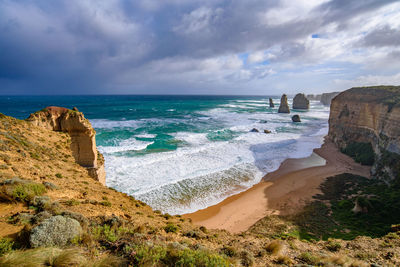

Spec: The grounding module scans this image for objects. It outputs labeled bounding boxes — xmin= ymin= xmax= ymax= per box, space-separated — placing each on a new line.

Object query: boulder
xmin=292 ymin=93 xmax=309 ymax=109
xmin=292 ymin=115 xmax=301 ymax=122
xmin=269 ymin=98 xmax=274 ymax=108
xmin=264 ymin=129 xmax=271 ymax=134
xmin=278 ymin=94 xmax=290 ymax=113
xmin=30 ymin=215 xmax=82 ymax=248
xmin=250 ymin=128 xmax=259 ymax=132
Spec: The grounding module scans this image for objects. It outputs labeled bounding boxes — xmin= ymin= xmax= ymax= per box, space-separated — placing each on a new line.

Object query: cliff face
xmin=328 ymin=86 xmax=400 ymax=180
xmin=321 ymin=92 xmax=340 ymax=106
xmin=27 ymin=106 xmax=106 ymax=185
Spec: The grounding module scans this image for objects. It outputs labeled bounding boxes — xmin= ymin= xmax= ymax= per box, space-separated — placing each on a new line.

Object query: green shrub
xmin=326 ymin=239 xmax=341 ymax=252
xmin=0 ymin=238 xmax=13 ymax=256
xmin=100 ymin=200 xmax=112 ymax=207
xmin=299 ymin=252 xmax=320 ymax=265
xmin=342 ymin=142 xmax=375 ymax=166
xmin=55 ymin=173 xmax=63 ymax=178
xmin=164 ymin=223 xmax=178 ymax=233
xmin=129 ymin=244 xmax=167 ymax=266
xmin=0 ymin=180 xmax=46 ymax=203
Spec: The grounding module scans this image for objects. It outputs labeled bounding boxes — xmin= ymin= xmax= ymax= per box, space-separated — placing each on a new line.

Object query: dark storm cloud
xmin=362 ymin=25 xmax=400 ymax=47
xmin=0 ymin=0 xmax=398 ymax=94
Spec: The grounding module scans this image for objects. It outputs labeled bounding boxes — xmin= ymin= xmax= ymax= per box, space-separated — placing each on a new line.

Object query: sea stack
xmin=26 ymin=106 xmax=106 ymax=185
xmin=292 ymin=93 xmax=309 ymax=109
xmin=278 ymin=94 xmax=290 ymax=113
xmin=269 ymin=98 xmax=274 ymax=108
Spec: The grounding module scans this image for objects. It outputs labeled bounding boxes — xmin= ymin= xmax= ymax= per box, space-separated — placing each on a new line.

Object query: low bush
xmin=265 ymin=240 xmax=283 ymax=255
xmin=164 ymin=223 xmax=178 ymax=233
xmin=342 ymin=142 xmax=375 ymax=166
xmin=0 ymin=179 xmax=46 ymax=203
xmin=0 ymin=238 xmax=13 ymax=256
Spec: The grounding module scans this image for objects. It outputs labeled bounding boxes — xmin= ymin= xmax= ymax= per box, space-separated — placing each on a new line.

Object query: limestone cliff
xmin=328 ymin=86 xmax=400 ymax=181
xmin=321 ymin=92 xmax=340 ymax=106
xmin=26 ymin=106 xmax=106 ymax=185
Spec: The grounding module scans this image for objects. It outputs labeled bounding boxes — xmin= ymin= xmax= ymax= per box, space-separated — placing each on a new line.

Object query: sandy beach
xmin=184 ymin=140 xmax=371 ymax=233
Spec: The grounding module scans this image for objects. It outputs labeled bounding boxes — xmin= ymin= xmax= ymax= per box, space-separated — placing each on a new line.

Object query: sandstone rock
xmin=264 ymin=129 xmax=271 ymax=134
xmin=30 ymin=215 xmax=82 ymax=248
xmin=321 ymin=92 xmax=340 ymax=106
xmin=292 ymin=115 xmax=301 ymax=122
xmin=278 ymin=94 xmax=290 ymax=113
xmin=250 ymin=128 xmax=259 ymax=132
xmin=269 ymin=98 xmax=274 ymax=108
xmin=307 ymin=94 xmax=322 ymax=101
xmin=26 ymin=107 xmax=105 ymax=185
xmin=292 ymin=93 xmax=309 ymax=109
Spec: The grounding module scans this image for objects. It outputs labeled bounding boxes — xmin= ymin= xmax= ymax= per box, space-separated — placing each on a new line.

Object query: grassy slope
xmin=0 ymin=113 xmax=400 ymax=266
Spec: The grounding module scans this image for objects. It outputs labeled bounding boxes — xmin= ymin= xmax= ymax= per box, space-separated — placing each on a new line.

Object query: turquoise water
xmin=1 ymin=95 xmax=330 ymax=214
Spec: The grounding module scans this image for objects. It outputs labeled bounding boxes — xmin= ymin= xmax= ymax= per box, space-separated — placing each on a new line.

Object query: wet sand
xmin=184 ymin=140 xmax=371 ymax=233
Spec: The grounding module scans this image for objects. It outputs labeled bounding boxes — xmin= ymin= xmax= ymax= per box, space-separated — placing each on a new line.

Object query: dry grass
xmin=265 ymin=240 xmax=283 ymax=255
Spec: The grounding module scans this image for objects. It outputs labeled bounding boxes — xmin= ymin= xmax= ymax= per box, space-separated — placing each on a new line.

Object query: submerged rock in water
xmin=269 ymin=98 xmax=274 ymax=108
xmin=292 ymin=115 xmax=301 ymax=122
xmin=293 ymin=93 xmax=309 ymax=109
xmin=278 ymin=94 xmax=290 ymax=113
xmin=264 ymin=129 xmax=271 ymax=134
xmin=250 ymin=128 xmax=259 ymax=132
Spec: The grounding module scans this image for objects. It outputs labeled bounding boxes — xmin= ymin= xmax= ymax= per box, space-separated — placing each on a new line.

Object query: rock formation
xmin=278 ymin=94 xmax=290 ymax=113
xmin=26 ymin=106 xmax=106 ymax=185
xmin=328 ymin=86 xmax=400 ymax=181
xmin=307 ymin=94 xmax=322 ymax=101
xmin=292 ymin=115 xmax=301 ymax=122
xmin=269 ymin=98 xmax=274 ymax=108
xmin=250 ymin=128 xmax=259 ymax=132
xmin=321 ymin=92 xmax=340 ymax=106
xmin=264 ymin=129 xmax=271 ymax=134
xmin=292 ymin=93 xmax=309 ymax=109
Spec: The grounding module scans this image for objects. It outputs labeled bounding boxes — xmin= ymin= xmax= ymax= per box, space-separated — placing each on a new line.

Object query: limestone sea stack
xmin=278 ymin=94 xmax=290 ymax=113
xmin=26 ymin=106 xmax=106 ymax=185
xmin=328 ymin=86 xmax=400 ymax=181
xmin=269 ymin=98 xmax=274 ymax=108
xmin=292 ymin=93 xmax=309 ymax=109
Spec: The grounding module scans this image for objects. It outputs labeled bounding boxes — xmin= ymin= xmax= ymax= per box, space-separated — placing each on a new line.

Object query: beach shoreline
xmin=183 ymin=139 xmax=371 ymax=234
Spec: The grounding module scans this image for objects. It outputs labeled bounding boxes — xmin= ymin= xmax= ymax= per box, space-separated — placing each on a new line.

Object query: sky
xmin=0 ymin=0 xmax=399 ymax=95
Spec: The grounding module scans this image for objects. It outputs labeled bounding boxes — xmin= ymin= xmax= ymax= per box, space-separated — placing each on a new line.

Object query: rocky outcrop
xmin=328 ymin=86 xmax=400 ymax=181
xmin=269 ymin=98 xmax=274 ymax=108
xmin=26 ymin=107 xmax=106 ymax=185
xmin=30 ymin=215 xmax=82 ymax=248
xmin=292 ymin=115 xmax=301 ymax=122
xmin=321 ymin=92 xmax=340 ymax=106
xmin=278 ymin=94 xmax=290 ymax=113
xmin=292 ymin=93 xmax=309 ymax=109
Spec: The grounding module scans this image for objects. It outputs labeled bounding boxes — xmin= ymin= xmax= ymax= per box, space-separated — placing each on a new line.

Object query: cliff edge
xmin=328 ymin=86 xmax=400 ymax=181
xmin=26 ymin=106 xmax=106 ymax=185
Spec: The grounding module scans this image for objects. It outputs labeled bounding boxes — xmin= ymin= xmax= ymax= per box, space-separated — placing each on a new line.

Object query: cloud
xmin=0 ymin=0 xmax=399 ymax=95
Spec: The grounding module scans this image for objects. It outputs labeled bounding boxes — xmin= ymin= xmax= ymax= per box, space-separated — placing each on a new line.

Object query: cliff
xmin=328 ymin=86 xmax=400 ymax=181
xmin=321 ymin=92 xmax=340 ymax=106
xmin=26 ymin=107 xmax=105 ymax=185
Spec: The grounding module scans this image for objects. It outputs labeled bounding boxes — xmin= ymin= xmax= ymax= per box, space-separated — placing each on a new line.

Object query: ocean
xmin=0 ymin=95 xmax=330 ymax=214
